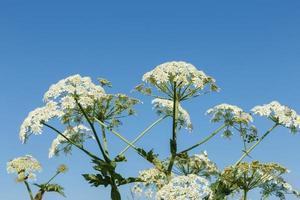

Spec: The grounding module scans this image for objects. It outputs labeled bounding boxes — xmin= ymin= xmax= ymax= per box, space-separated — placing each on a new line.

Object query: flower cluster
xmin=252 ymin=101 xmax=300 ymax=132
xmin=19 ymin=102 xmax=63 ymax=143
xmin=44 ymin=74 xmax=105 ymax=106
xmin=206 ymin=104 xmax=257 ymax=141
xmin=175 ymin=151 xmax=219 ymax=178
xmin=57 ymin=164 xmax=68 ymax=173
xmin=139 ymin=61 xmax=218 ymax=100
xmin=152 ymin=98 xmax=192 ymax=131
xmin=143 ymin=61 xmax=216 ymax=89
xmin=20 ymin=74 xmax=140 ymax=145
xmin=132 ymin=167 xmax=168 ymax=198
xmin=206 ymin=103 xmax=253 ymax=125
xmin=211 ymin=161 xmax=300 ymax=199
xmin=48 ymin=125 xmax=91 ymax=158
xmin=93 ymin=93 xmax=140 ymax=128
xmin=156 ymin=174 xmax=211 ymax=200
xmin=7 ymin=155 xmax=42 ymax=182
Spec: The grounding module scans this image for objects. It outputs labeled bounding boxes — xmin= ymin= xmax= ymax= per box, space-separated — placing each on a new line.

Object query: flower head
xmin=20 ymin=102 xmax=63 ymax=143
xmin=252 ymin=101 xmax=300 ymax=132
xmin=211 ymin=161 xmax=300 ymax=199
xmin=206 ymin=104 xmax=257 ymax=141
xmin=207 ymin=103 xmax=253 ymax=125
xmin=140 ymin=61 xmax=218 ymax=100
xmin=132 ymin=167 xmax=168 ymax=198
xmin=44 ymin=74 xmax=105 ymax=104
xmin=152 ymin=98 xmax=192 ymax=131
xmin=57 ymin=164 xmax=68 ymax=173
xmin=156 ymin=174 xmax=211 ymax=200
xmin=175 ymin=151 xmax=219 ymax=178
xmin=7 ymin=155 xmax=42 ymax=182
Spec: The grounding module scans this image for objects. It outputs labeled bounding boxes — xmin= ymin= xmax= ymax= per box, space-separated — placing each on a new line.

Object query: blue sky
xmin=0 ymin=1 xmax=300 ymax=199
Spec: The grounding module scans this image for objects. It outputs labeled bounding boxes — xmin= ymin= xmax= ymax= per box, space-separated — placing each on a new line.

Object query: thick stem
xmin=24 ymin=181 xmax=34 ymax=200
xmin=167 ymin=83 xmax=179 ymax=177
xmin=178 ymin=124 xmax=226 ymax=155
xmin=243 ymin=189 xmax=248 ymax=200
xmin=118 ymin=116 xmax=167 ymax=155
xmin=34 ymin=191 xmax=45 ymax=200
xmin=235 ymin=123 xmax=278 ymax=166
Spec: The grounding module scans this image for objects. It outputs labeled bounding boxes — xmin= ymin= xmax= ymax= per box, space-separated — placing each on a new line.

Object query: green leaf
xmin=82 ymin=174 xmax=111 ymax=187
xmin=34 ymin=183 xmax=65 ymax=197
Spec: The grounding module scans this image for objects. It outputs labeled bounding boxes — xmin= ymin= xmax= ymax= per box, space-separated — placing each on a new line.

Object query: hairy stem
xmin=234 ymin=123 xmax=278 ymax=166
xmin=178 ymin=124 xmax=227 ymax=155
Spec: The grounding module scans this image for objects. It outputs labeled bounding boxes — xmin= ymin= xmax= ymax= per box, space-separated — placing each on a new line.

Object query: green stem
xmin=234 ymin=123 xmax=278 ymax=166
xmin=178 ymin=124 xmax=227 ymax=155
xmin=118 ymin=116 xmax=167 ymax=155
xmin=167 ymin=83 xmax=179 ymax=176
xmin=42 ymin=122 xmax=102 ymax=162
xmin=101 ymin=124 xmax=109 ymax=157
xmin=94 ymin=118 xmax=139 ymax=151
xmin=45 ymin=172 xmax=60 ymax=186
xmin=75 ymin=99 xmax=110 ymax=162
xmin=243 ymin=189 xmax=248 ymax=200
xmin=24 ymin=181 xmax=34 ymax=200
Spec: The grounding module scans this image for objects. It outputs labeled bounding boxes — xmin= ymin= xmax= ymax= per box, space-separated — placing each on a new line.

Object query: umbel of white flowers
xmin=19 ymin=75 xmax=106 ymax=143
xmin=7 ymin=155 xmax=42 ymax=182
xmin=252 ymin=101 xmax=300 ymax=132
xmin=132 ymin=151 xmax=216 ymax=200
xmin=152 ymin=98 xmax=193 ymax=131
xmin=138 ymin=61 xmax=218 ymax=101
xmin=142 ymin=61 xmax=216 ymax=91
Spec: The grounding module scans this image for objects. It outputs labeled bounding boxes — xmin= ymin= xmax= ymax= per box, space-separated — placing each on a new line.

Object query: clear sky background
xmin=0 ymin=1 xmax=300 ymax=200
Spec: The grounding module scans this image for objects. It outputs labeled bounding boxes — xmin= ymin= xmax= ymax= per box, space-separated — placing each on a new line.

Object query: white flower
xmin=142 ymin=61 xmax=217 ymax=98
xmin=252 ymin=101 xmax=300 ymax=130
xmin=206 ymin=103 xmax=253 ymax=124
xmin=152 ymin=98 xmax=192 ymax=131
xmin=48 ymin=125 xmax=91 ymax=158
xmin=20 ymin=75 xmax=106 ymax=143
xmin=44 ymin=74 xmax=106 ymax=109
xmin=7 ymin=155 xmax=42 ymax=182
xmin=143 ymin=61 xmax=215 ymax=88
xmin=19 ymin=101 xmax=63 ymax=143
xmin=138 ymin=167 xmax=168 ymax=188
xmin=156 ymin=174 xmax=211 ymax=200
xmin=191 ymin=151 xmax=218 ymax=175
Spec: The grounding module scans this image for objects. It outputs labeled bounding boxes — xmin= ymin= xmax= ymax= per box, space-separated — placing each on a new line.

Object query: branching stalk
xmin=118 ymin=116 xmax=167 ymax=155
xmin=94 ymin=118 xmax=139 ymax=151
xmin=234 ymin=123 xmax=278 ymax=166
xmin=42 ymin=122 xmax=102 ymax=161
xmin=178 ymin=124 xmax=227 ymax=155
xmin=75 ymin=99 xmax=110 ymax=161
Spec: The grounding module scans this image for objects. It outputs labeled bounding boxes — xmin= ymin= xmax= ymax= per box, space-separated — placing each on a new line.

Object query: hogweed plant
xmin=18 ymin=61 xmax=300 ymax=199
xmin=7 ymin=155 xmax=67 ymax=200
